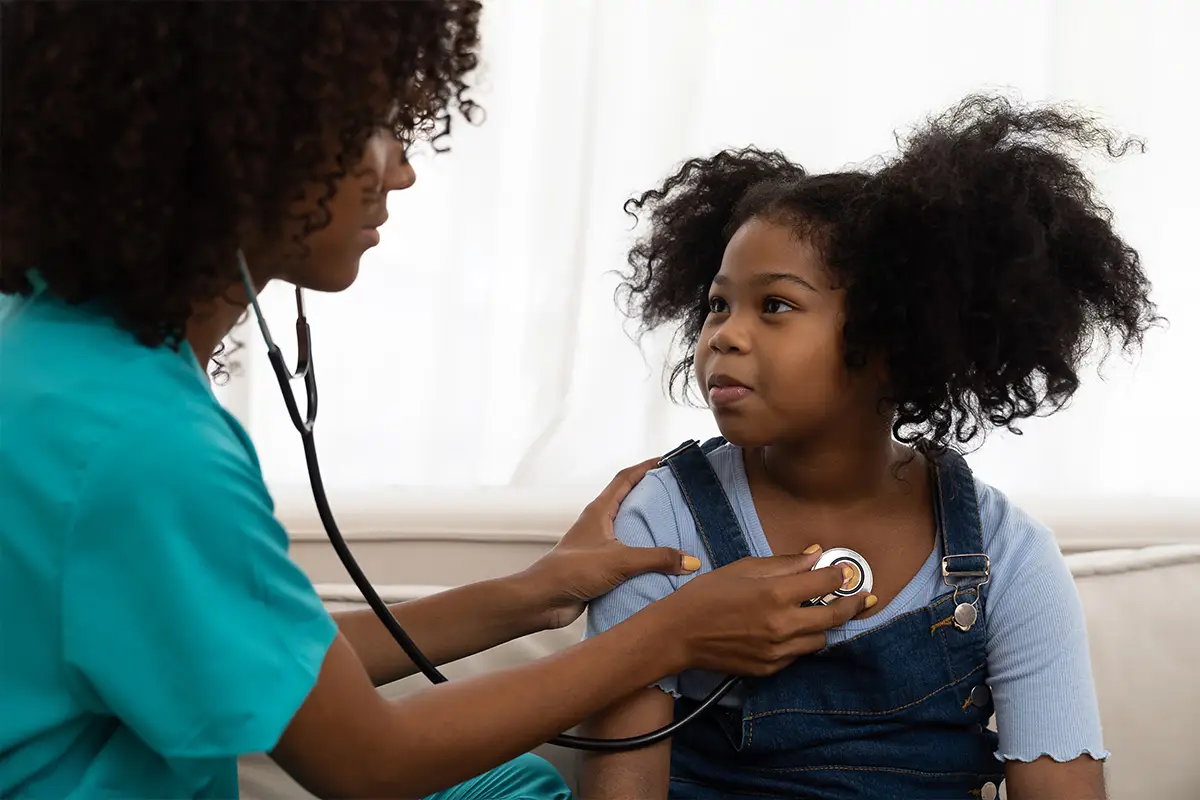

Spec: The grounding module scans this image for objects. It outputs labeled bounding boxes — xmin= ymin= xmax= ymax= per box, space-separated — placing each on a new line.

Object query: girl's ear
xmin=848 ymin=346 xmax=892 ymax=412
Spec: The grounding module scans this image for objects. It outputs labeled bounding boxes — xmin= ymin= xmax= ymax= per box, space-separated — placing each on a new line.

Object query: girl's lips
xmin=709 ymin=385 xmax=752 ymax=406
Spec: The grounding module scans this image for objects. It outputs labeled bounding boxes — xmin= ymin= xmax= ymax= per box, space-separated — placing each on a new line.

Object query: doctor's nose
xmin=382 ymin=138 xmax=417 ymax=193
xmin=389 ymin=157 xmax=417 ymax=192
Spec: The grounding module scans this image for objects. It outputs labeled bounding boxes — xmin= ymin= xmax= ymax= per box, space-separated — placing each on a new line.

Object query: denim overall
xmin=661 ymin=438 xmax=1005 ymax=799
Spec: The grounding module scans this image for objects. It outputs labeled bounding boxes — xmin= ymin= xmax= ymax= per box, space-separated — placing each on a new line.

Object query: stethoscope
xmin=238 ymin=253 xmax=872 ymax=752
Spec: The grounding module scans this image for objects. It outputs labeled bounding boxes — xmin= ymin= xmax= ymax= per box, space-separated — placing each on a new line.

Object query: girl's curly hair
xmin=1 ymin=1 xmax=482 ymax=372
xmin=618 ymin=95 xmax=1161 ymax=448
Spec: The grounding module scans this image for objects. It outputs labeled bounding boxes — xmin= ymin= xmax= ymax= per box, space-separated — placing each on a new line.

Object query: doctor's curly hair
xmin=1 ymin=0 xmax=482 ymax=373
xmin=618 ymin=95 xmax=1160 ymax=448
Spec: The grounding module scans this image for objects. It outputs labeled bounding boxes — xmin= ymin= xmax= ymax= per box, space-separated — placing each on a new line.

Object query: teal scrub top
xmin=0 ymin=287 xmax=338 ymax=798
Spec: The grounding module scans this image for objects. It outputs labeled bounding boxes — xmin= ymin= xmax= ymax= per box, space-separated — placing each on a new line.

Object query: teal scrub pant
xmin=423 ymin=754 xmax=571 ymax=800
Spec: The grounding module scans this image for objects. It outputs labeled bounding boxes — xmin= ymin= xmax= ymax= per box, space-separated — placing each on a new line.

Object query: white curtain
xmin=215 ymin=0 xmax=1200 ymax=532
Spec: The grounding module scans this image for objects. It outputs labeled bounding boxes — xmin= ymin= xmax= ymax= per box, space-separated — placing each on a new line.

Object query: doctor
xmin=0 ymin=4 xmax=869 ymax=799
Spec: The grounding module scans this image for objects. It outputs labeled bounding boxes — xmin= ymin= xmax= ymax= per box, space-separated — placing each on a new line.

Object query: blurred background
xmin=213 ymin=0 xmax=1199 ymax=544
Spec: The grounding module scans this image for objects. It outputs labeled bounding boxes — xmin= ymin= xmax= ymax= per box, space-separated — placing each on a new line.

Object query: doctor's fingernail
xmin=803 ymin=544 xmax=821 ymax=555
xmin=842 ymin=565 xmax=855 ymax=586
xmin=682 ymin=554 xmax=702 ymax=572
xmin=865 ymin=594 xmax=879 ymax=609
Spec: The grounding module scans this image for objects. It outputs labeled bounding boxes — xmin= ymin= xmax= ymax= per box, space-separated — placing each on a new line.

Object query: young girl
xmin=582 ymin=95 xmax=1157 ymax=800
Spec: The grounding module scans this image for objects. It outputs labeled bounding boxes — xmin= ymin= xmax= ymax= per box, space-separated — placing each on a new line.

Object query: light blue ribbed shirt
xmin=587 ymin=442 xmax=1108 ymax=764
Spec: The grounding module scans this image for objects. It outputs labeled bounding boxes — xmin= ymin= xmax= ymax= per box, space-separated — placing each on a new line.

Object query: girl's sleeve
xmin=586 ymin=471 xmax=688 ymax=697
xmin=981 ymin=487 xmax=1110 ymax=764
xmin=61 ymin=410 xmax=338 ymax=760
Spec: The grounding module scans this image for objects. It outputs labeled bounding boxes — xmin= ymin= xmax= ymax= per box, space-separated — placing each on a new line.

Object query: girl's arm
xmin=578 ymin=688 xmax=675 ymax=800
xmin=979 ymin=489 xmax=1109 ymax=800
xmin=1004 ymin=757 xmax=1106 ymax=800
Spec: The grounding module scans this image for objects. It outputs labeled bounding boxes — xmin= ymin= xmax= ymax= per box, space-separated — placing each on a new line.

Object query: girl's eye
xmin=708 ymin=296 xmax=729 ymax=313
xmin=764 ymin=298 xmax=795 ymax=314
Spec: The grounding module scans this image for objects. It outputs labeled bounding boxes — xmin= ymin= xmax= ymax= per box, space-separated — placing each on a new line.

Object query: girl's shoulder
xmin=971 ymin=476 xmax=1075 ymax=605
xmin=973 ymin=477 xmax=1058 ymax=555
xmin=614 ymin=440 xmax=745 ymax=556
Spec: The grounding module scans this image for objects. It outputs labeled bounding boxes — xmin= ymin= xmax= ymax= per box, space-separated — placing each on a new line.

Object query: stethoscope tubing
xmin=239 ymin=263 xmax=740 ymax=752
xmin=298 ymin=412 xmax=740 ymax=752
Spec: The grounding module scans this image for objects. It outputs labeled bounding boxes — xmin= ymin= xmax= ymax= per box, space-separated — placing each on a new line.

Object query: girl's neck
xmin=750 ymin=431 xmax=920 ymax=509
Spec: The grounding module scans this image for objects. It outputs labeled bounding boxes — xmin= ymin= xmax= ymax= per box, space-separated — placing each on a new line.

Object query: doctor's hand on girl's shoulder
xmin=523 ymin=458 xmax=701 ymax=631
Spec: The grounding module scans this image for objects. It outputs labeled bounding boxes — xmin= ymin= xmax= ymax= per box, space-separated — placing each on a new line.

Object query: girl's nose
xmin=708 ymin=320 xmax=749 ymax=354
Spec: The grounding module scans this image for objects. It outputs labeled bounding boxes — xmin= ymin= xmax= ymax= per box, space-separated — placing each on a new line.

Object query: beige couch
xmin=239 ymin=542 xmax=1200 ymax=799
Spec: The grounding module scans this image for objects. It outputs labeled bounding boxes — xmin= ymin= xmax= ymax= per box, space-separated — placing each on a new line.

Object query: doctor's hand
xmin=522 ymin=458 xmax=701 ymax=631
xmin=655 ymin=548 xmax=876 ymax=678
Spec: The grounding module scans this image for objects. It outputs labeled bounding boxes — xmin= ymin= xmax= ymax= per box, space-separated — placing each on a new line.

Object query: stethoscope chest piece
xmin=808 ymin=547 xmax=873 ymax=606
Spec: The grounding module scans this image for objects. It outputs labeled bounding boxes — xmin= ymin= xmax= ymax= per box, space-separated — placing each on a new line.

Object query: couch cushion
xmin=1059 ymin=544 xmax=1200 ymax=800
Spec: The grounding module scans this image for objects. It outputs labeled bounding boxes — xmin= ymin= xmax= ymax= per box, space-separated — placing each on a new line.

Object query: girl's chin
xmin=710 ymin=418 xmax=772 ymax=450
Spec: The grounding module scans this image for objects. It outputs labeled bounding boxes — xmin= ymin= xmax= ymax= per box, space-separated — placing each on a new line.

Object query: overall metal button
xmin=953 ymin=601 xmax=978 ymax=631
xmin=980 ymin=781 xmax=999 ymax=800
xmin=970 ymin=684 xmax=991 ymax=707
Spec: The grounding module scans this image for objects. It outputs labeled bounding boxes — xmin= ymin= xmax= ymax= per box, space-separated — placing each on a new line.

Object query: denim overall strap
xmin=931 ymin=446 xmax=991 ymax=626
xmin=658 ymin=438 xmax=751 ymax=568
